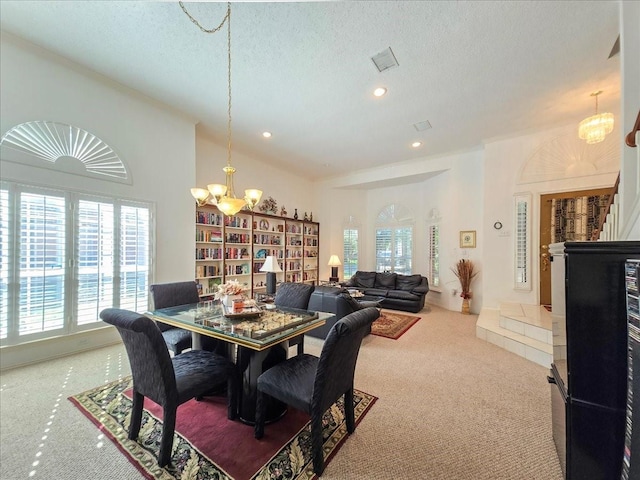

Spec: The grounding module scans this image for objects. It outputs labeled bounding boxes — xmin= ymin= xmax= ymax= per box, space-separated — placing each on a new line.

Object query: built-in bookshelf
xmin=195 ymin=205 xmax=319 ymax=298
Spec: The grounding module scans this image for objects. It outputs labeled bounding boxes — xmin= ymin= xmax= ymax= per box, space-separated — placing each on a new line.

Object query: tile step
xmin=498 ymin=302 xmax=552 ymax=345
xmin=476 ymin=307 xmax=552 ymax=368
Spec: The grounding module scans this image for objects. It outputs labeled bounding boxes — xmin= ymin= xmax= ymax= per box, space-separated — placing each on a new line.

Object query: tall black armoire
xmin=549 ymin=241 xmax=640 ymax=480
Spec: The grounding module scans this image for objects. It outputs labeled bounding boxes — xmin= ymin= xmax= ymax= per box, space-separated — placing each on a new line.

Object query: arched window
xmin=375 ymin=204 xmax=413 ymax=274
xmin=1 ymin=121 xmax=129 ymax=182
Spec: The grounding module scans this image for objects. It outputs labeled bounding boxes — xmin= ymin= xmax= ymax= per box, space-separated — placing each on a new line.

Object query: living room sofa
xmin=306 ymin=285 xmax=366 ymax=339
xmin=341 ymin=271 xmax=429 ymax=313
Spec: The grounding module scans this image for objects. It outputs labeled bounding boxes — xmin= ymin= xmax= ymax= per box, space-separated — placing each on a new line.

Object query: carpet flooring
xmin=0 ymin=304 xmax=564 ymax=479
xmin=370 ymin=310 xmax=420 ymax=339
xmin=69 ymin=377 xmax=377 ymax=480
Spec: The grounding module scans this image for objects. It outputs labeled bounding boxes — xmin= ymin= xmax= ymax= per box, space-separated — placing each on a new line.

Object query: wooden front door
xmin=539 ymin=187 xmax=612 ymax=306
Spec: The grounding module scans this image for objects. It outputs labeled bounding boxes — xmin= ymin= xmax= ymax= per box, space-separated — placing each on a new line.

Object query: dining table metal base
xmin=236 ymin=343 xmax=288 ymax=425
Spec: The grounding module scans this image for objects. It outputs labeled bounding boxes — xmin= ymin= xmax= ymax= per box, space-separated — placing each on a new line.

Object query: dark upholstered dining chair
xmin=274 ymin=282 xmax=315 ymax=356
xmin=150 ymin=281 xmax=224 ymax=355
xmin=254 ymin=307 xmax=379 ymax=475
xmin=100 ymin=308 xmax=238 ymax=468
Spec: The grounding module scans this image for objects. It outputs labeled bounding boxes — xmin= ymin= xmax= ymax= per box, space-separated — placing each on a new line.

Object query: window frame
xmin=342 ymin=227 xmax=359 ymax=280
xmin=375 ymin=205 xmax=414 ymax=274
xmin=514 ymin=192 xmax=532 ymax=291
xmin=427 ymin=223 xmax=440 ymax=288
xmin=0 ymin=180 xmax=154 ymax=346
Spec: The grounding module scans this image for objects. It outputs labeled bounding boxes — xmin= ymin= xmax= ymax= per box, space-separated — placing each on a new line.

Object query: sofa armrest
xmin=411 ymin=278 xmax=429 ymax=295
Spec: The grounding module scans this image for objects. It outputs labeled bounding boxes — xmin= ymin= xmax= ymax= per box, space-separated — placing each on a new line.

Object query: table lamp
xmin=328 ymin=255 xmax=342 ymax=282
xmin=259 ymin=256 xmax=282 ymax=295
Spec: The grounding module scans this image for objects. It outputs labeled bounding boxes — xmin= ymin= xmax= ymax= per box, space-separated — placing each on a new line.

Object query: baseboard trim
xmin=0 ymin=327 xmax=122 ymax=371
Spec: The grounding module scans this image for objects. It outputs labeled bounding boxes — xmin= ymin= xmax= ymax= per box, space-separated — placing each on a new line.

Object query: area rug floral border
xmin=371 ymin=311 xmax=420 ymax=339
xmin=69 ymin=377 xmax=377 ymax=480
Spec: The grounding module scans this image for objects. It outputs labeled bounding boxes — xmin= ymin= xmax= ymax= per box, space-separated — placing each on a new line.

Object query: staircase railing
xmin=591 ymin=173 xmax=620 ymax=241
xmin=626 ymin=109 xmax=640 ymax=147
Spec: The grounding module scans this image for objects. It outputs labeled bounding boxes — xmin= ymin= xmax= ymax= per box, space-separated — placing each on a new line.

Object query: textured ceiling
xmin=0 ymin=1 xmax=621 ymax=181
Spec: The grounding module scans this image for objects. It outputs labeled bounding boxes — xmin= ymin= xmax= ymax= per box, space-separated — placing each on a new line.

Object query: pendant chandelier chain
xmin=179 ymin=1 xmax=233 ymax=169
xmin=183 ymin=1 xmax=262 ymax=214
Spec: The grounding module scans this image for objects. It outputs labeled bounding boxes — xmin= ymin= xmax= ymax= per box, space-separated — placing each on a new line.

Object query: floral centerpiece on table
xmin=451 ymin=259 xmax=478 ymax=299
xmin=214 ymin=280 xmax=245 ymax=301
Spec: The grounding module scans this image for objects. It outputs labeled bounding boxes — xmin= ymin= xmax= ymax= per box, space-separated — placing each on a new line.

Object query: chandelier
xmin=183 ymin=2 xmax=262 ymax=215
xmin=578 ymin=91 xmax=614 ymax=144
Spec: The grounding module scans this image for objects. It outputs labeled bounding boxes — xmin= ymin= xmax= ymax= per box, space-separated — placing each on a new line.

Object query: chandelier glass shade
xmin=578 ymin=91 xmax=614 ymax=144
xmin=184 ymin=2 xmax=262 ymax=215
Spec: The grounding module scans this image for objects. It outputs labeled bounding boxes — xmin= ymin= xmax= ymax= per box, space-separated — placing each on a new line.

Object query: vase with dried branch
xmin=451 ymin=259 xmax=478 ymax=314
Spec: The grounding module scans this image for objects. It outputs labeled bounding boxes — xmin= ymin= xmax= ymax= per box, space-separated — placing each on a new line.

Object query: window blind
xmin=19 ymin=191 xmax=66 ymax=335
xmin=375 ymin=228 xmax=392 ymax=272
xmin=375 ymin=226 xmax=413 ymax=274
xmin=119 ymin=205 xmax=150 ymax=312
xmin=0 ymin=181 xmax=153 ymax=346
xmin=343 ymin=228 xmax=358 ymax=279
xmin=0 ymin=188 xmax=10 ymax=339
xmin=428 ymin=224 xmax=440 ymax=287
xmin=514 ymin=193 xmax=531 ymax=290
xmin=76 ymin=200 xmax=114 ymax=325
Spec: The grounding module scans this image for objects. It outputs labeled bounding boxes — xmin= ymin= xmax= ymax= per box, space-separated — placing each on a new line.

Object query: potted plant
xmin=451 ymin=259 xmax=478 ymax=314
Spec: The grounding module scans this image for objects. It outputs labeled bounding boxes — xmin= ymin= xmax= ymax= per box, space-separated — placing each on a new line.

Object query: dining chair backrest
xmin=100 ymin=308 xmax=178 ymax=406
xmin=312 ymin=307 xmax=378 ymax=413
xmin=150 ymin=281 xmax=200 ymax=310
xmin=274 ymin=282 xmax=314 ymax=309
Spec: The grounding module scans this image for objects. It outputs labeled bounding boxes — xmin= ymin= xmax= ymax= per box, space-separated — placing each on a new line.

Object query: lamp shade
xmin=328 ymin=255 xmax=342 ymax=267
xmin=260 ymin=256 xmax=283 ymax=273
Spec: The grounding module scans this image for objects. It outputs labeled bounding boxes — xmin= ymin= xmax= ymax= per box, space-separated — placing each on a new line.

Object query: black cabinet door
xmin=565 ymin=242 xmax=640 ymax=409
xmin=568 ymin=400 xmax=625 ymax=480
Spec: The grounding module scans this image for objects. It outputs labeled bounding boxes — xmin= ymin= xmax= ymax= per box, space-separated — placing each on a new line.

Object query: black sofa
xmin=341 ymin=271 xmax=429 ymax=313
xmin=306 ymin=285 xmax=365 ymax=339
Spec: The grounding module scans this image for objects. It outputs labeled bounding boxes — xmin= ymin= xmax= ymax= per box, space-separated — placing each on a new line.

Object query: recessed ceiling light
xmin=412 ymin=141 xmax=422 ymax=148
xmin=373 ymin=87 xmax=387 ymax=97
xmin=262 ymin=132 xmax=272 ymax=138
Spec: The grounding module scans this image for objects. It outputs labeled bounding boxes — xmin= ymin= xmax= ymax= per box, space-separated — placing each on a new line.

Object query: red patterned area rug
xmin=69 ymin=377 xmax=376 ymax=480
xmin=371 ymin=311 xmax=420 ymax=339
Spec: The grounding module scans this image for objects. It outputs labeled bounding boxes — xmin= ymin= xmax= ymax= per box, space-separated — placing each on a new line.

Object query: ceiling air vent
xmin=371 ymin=47 xmax=399 ymax=73
xmin=413 ymin=120 xmax=432 ymax=132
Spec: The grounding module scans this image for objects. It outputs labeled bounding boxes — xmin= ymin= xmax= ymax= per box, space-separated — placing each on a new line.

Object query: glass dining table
xmin=146 ymin=300 xmax=333 ymax=424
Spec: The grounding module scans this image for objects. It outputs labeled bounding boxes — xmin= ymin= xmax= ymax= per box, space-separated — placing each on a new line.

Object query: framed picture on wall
xmin=460 ymin=230 xmax=476 ymax=248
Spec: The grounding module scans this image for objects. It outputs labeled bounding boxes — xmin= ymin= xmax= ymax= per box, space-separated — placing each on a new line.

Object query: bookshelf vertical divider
xmin=195 ymin=204 xmax=319 ymax=299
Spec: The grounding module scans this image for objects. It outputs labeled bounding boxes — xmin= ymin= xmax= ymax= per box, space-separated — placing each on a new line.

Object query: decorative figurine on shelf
xmin=293 ymin=208 xmax=298 ymax=219
xmin=304 ymin=212 xmax=309 ymax=221
xmin=310 ymin=212 xmax=313 ymax=221
xmin=280 ymin=205 xmax=287 ymax=217
xmin=259 ymin=196 xmax=278 ymax=215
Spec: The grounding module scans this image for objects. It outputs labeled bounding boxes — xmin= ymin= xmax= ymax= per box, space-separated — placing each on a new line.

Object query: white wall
xmin=314 ymin=149 xmax=485 ymax=313
xmin=313 ymin=119 xmax=627 ymax=314
xmin=195 ymin=135 xmax=316 ymax=222
xmin=0 ymin=33 xmax=198 ymax=368
xmin=482 ymin=123 xmax=619 ymax=308
xmin=1 ymin=33 xmax=198 ymax=283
